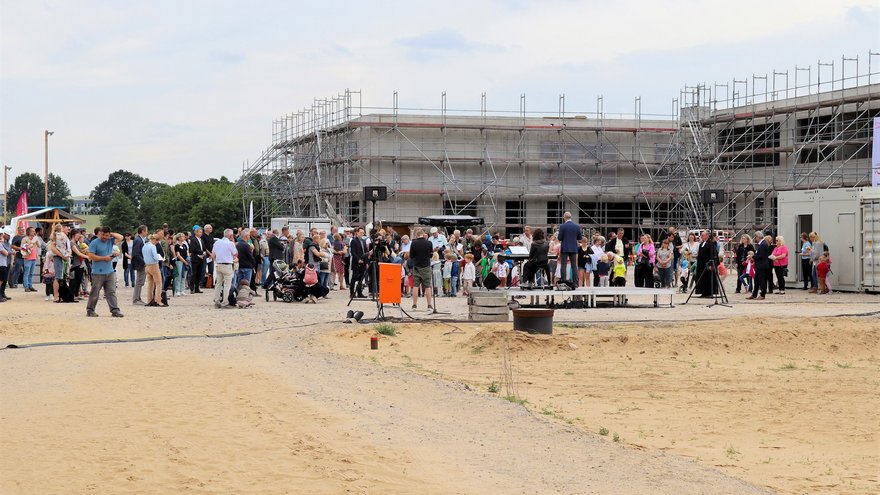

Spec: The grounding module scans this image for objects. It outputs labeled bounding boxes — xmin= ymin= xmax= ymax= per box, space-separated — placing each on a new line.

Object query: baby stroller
xmin=265 ymin=260 xmax=306 ymax=303
xmin=652 ymin=270 xmax=662 ymax=289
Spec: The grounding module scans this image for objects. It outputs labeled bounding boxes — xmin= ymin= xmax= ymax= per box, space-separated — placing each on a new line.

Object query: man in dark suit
xmin=696 ymin=231 xmax=719 ymax=297
xmin=131 ymin=225 xmax=147 ymax=304
xmin=556 ymin=211 xmax=582 ymax=287
xmin=188 ymin=227 xmax=206 ymax=293
xmin=348 ymin=227 xmax=368 ymax=298
xmin=268 ymin=230 xmax=285 ymax=262
xmin=202 ymin=224 xmax=215 ymax=288
xmin=747 ymin=231 xmax=771 ymax=300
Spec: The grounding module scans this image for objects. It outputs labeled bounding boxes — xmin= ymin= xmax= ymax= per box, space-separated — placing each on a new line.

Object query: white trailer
xmin=777 ymin=187 xmax=880 ymax=292
xmin=269 ymin=217 xmax=333 ymax=235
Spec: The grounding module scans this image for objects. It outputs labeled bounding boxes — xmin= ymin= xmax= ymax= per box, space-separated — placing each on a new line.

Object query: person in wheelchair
xmin=520 ymin=228 xmax=549 ymax=289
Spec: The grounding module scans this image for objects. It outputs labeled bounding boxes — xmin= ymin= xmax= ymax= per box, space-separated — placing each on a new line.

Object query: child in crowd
xmin=739 ymin=252 xmax=755 ymax=293
xmin=442 ymin=251 xmax=453 ymax=296
xmin=448 ymin=251 xmax=460 ymax=296
xmin=612 ymin=256 xmax=627 ymax=286
xmin=596 ymin=254 xmax=611 ymax=287
xmin=431 ymin=252 xmax=443 ymax=293
xmin=679 ymin=251 xmax=690 ymax=290
xmin=493 ymin=254 xmax=509 ymax=287
xmin=461 ymin=253 xmax=475 ymax=295
xmin=236 ymin=279 xmax=256 ymax=308
xmin=816 ymin=254 xmax=831 ymax=294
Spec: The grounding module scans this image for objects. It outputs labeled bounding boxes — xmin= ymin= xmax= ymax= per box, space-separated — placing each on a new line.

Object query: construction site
xmin=238 ymin=51 xmax=880 ymax=238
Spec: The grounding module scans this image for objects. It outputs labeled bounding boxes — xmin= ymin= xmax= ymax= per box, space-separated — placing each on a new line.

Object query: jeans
xmin=174 ymin=261 xmax=186 ymax=293
xmin=811 ymin=265 xmax=818 ymax=289
xmin=737 ymin=272 xmax=753 ymax=293
xmin=450 ymin=275 xmax=458 ymax=295
xmin=318 ymin=271 xmax=329 ymax=288
xmin=236 ymin=268 xmax=253 ymax=293
xmin=801 ymin=258 xmax=813 ymax=288
xmin=22 ymin=259 xmax=36 ymax=289
xmin=123 ymin=264 xmax=133 ymax=286
xmin=657 ymin=266 xmax=673 ymax=288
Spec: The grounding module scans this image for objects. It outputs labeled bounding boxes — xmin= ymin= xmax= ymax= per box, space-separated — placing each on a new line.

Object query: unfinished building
xmin=238 ymin=52 xmax=880 ymax=239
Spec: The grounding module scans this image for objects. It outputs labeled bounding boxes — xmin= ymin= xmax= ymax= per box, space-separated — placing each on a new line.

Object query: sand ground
xmin=0 ymin=277 xmax=877 ymax=494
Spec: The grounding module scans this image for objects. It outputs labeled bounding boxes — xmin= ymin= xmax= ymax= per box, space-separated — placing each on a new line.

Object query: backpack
xmin=304 ymin=265 xmax=318 ymax=285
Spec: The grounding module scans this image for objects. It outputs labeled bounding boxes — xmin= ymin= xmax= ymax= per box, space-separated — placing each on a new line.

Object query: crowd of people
xmin=0 ymin=213 xmax=834 ymax=312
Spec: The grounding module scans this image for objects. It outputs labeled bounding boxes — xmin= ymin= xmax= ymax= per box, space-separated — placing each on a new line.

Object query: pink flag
xmin=16 ymin=191 xmax=28 ymax=229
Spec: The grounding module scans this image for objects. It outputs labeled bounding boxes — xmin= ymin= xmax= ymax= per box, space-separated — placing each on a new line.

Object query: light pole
xmin=3 ymin=165 xmax=10 ymax=225
xmin=44 ymin=129 xmax=54 ymax=207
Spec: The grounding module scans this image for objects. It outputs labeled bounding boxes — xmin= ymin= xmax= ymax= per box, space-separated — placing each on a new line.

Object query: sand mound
xmin=465 ymin=329 xmax=579 ymax=354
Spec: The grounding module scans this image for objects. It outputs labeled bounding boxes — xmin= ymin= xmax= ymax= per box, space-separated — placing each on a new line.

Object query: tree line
xmin=5 ymin=169 xmax=241 ymax=234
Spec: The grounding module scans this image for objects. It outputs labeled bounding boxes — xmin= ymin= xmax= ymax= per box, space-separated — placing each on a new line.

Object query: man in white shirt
xmin=210 ymin=229 xmax=238 ymax=309
xmin=520 ymin=226 xmax=532 ymax=251
xmin=429 ymin=227 xmax=447 ymax=252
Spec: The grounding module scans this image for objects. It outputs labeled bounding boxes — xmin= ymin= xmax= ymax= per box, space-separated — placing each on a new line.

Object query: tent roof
xmin=9 ymin=207 xmax=85 ymax=227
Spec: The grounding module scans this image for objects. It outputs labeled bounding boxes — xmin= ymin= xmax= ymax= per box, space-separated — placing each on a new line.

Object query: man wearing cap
xmin=188 ymin=227 xmax=206 ymax=293
xmin=429 ymin=227 xmax=447 ymax=253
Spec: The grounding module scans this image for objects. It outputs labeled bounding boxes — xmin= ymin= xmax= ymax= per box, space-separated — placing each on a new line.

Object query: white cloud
xmin=0 ymin=0 xmax=876 ymax=195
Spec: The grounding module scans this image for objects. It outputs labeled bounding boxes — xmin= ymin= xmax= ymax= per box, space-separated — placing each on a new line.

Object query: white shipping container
xmin=778 ymin=187 xmax=880 ymax=292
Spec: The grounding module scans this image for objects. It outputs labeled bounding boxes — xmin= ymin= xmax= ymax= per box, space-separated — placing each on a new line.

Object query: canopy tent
xmin=8 ymin=207 xmax=85 ymax=230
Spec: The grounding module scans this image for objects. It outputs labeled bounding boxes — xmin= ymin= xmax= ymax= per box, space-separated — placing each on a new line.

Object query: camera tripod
xmin=684 ymin=257 xmax=730 ymax=308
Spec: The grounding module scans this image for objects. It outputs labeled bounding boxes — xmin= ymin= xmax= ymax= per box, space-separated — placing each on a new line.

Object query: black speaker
xmin=701 ymin=189 xmax=724 ymax=204
xmin=363 ymin=186 xmax=387 ymax=202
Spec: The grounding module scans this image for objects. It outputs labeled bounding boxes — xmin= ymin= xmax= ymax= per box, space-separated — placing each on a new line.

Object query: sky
xmin=1 ymin=0 xmax=878 ymax=196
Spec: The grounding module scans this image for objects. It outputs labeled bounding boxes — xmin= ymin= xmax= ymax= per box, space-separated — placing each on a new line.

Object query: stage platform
xmin=500 ymin=286 xmax=677 ymax=308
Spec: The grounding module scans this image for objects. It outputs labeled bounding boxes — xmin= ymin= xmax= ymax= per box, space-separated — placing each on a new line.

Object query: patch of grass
xmin=599 ymin=427 xmax=609 ymax=436
xmin=725 ymin=444 xmax=741 ymax=459
xmin=777 ymin=362 xmax=798 ymax=371
xmin=470 ymin=345 xmax=485 ymax=355
xmin=809 ymin=364 xmax=826 ymax=372
xmin=563 ymin=371 xmax=575 ymax=376
xmin=612 ymin=433 xmax=621 ymax=443
xmin=648 ymin=392 xmax=665 ymax=400
xmin=761 ymin=457 xmax=772 ymax=464
xmin=375 ymin=323 xmax=397 ymax=336
xmin=502 ymin=395 xmax=528 ymax=406
xmin=487 ymin=381 xmax=500 ymax=394
xmin=540 ymin=407 xmax=554 ymax=416
xmin=836 ymin=362 xmax=852 ymax=369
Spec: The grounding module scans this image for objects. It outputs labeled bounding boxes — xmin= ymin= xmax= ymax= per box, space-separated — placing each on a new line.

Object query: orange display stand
xmin=377 ymin=262 xmax=402 ymax=304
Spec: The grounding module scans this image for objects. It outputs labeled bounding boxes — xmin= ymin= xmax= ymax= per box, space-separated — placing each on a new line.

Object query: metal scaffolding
xmin=237 ymin=51 xmax=880 ymax=239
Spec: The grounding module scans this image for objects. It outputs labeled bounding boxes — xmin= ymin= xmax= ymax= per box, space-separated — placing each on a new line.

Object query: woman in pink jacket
xmin=769 ymin=235 xmax=789 ymax=295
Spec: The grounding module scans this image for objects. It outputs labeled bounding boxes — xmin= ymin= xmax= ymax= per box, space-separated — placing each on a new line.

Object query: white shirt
xmin=213 ymin=237 xmax=237 ymax=264
xmin=462 ymin=262 xmax=476 ymax=281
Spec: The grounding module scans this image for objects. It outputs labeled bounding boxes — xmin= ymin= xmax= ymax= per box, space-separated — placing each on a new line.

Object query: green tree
xmin=6 ymin=172 xmax=72 ymax=210
xmin=90 ymin=170 xmax=166 ymax=212
xmin=101 ymin=191 xmax=138 ymax=233
xmin=140 ymin=178 xmax=239 ymax=233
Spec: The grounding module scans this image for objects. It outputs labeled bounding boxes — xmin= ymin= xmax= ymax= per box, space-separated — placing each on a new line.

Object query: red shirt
xmin=816 ymin=261 xmax=830 ymax=278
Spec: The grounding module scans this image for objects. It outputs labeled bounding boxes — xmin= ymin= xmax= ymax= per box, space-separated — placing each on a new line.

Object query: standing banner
xmin=248 ymin=200 xmax=254 ymax=229
xmin=15 ymin=191 xmax=28 ymax=228
xmin=872 ymin=117 xmax=880 ymax=187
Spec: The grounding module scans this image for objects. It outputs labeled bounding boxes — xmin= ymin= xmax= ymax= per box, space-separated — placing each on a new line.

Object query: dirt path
xmin=1 ymin=326 xmax=770 ymax=494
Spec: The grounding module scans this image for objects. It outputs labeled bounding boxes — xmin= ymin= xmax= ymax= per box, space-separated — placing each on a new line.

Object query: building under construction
xmin=238 ymin=52 xmax=880 ymax=238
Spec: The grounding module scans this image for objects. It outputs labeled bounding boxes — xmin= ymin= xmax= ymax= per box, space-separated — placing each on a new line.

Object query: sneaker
xmin=426 ymin=305 xmax=433 ymax=311
xmin=45 ymin=296 xmax=52 ymax=301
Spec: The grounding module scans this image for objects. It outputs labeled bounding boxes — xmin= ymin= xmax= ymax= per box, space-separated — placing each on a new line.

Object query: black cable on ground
xmin=4 ymin=308 xmax=877 ymax=351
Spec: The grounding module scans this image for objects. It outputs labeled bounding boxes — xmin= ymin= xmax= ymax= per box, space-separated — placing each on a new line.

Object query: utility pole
xmin=44 ymin=129 xmax=54 ymax=207
xmin=3 ymin=164 xmax=10 ymax=225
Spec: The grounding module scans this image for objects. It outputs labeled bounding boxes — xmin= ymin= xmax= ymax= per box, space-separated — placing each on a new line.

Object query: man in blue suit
xmin=556 ymin=211 xmax=582 ymax=287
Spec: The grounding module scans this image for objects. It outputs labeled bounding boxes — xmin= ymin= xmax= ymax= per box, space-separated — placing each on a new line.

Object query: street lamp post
xmin=44 ymin=129 xmax=54 ymax=207
xmin=3 ymin=165 xmax=10 ymax=225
